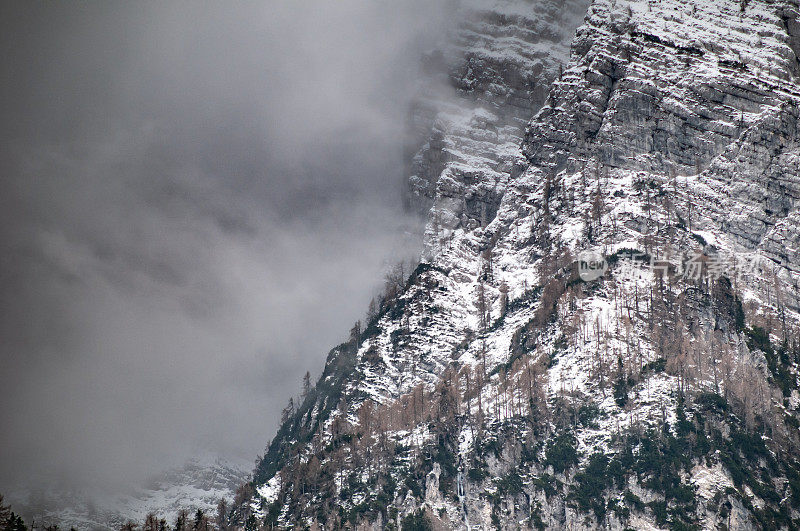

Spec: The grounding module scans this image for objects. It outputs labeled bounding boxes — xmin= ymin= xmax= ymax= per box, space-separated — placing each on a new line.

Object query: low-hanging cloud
xmin=0 ymin=0 xmax=454 ymax=499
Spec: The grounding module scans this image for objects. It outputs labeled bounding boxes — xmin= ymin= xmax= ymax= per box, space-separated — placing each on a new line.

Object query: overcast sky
xmin=0 ymin=0 xmax=453 ymax=497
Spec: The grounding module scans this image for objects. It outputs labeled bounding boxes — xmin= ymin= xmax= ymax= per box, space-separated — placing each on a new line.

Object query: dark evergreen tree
xmin=174 ymin=509 xmax=188 ymax=531
xmin=216 ymin=498 xmax=229 ymax=530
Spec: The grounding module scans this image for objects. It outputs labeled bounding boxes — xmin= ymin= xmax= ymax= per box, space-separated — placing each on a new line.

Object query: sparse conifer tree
xmin=174 ymin=510 xmax=189 ymax=531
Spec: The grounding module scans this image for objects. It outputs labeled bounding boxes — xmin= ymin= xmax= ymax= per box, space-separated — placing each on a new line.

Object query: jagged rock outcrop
xmin=521 ymin=0 xmax=800 ymax=309
xmin=405 ymin=0 xmax=591 ymax=243
xmin=249 ymin=1 xmax=800 ymax=529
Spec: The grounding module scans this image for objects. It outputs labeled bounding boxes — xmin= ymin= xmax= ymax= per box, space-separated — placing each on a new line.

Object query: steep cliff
xmin=404 ymin=0 xmax=591 ymax=231
xmin=249 ymin=0 xmax=800 ymax=529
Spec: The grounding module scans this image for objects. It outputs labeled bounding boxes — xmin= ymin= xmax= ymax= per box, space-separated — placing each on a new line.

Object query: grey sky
xmin=0 ymin=0 xmax=452 ymax=495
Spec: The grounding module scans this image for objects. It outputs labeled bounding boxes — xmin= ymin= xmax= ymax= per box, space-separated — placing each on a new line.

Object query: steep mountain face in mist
xmin=247 ymin=0 xmax=800 ymax=529
xmin=404 ymin=0 xmax=590 ymax=234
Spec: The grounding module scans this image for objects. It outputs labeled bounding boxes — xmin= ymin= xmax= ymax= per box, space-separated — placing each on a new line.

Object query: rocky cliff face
xmin=404 ymin=0 xmax=591 ymax=237
xmin=250 ymin=0 xmax=800 ymax=529
xmin=522 ymin=0 xmax=800 ymax=310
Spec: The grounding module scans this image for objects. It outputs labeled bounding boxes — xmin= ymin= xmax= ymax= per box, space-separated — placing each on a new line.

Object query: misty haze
xmin=0 ymin=0 xmax=448 ymax=518
xmin=5 ymin=0 xmax=800 ymax=529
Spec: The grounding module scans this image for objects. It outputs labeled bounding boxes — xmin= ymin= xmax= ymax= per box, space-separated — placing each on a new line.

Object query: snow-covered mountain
xmin=246 ymin=0 xmax=800 ymax=529
xmin=8 ymin=457 xmax=248 ymax=530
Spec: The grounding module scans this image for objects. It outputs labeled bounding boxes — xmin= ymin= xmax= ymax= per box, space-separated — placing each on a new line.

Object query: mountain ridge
xmin=247 ymin=0 xmax=800 ymax=528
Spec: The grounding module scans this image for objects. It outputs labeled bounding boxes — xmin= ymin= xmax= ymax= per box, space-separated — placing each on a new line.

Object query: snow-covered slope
xmin=249 ymin=0 xmax=800 ymax=529
xmin=9 ymin=457 xmax=248 ymax=530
